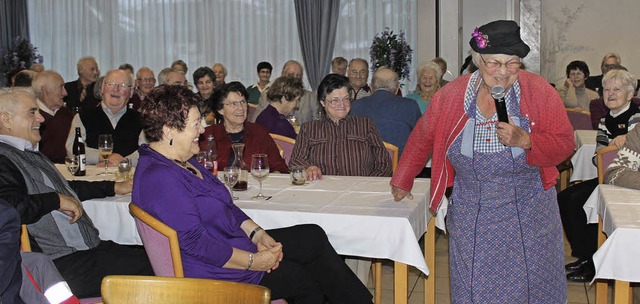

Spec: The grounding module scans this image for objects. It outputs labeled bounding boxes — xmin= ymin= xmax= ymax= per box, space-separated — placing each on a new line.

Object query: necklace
xmin=173 ymin=159 xmax=198 ymax=175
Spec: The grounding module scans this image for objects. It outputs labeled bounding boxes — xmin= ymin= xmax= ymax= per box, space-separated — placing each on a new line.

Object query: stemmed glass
xmin=64 ymin=155 xmax=79 ymax=178
xmin=250 ymin=154 xmax=270 ymax=199
xmin=98 ymin=134 xmax=113 ymax=175
xmin=223 ymin=167 xmax=239 ymax=200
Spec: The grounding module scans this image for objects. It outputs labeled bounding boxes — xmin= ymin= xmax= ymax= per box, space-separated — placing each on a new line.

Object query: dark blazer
xmin=63 ymin=79 xmax=98 ymax=112
xmin=349 ymin=89 xmax=421 ymax=156
xmin=0 ymin=200 xmax=24 ymax=304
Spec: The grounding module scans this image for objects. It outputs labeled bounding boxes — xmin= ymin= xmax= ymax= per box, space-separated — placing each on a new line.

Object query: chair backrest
xmin=269 ymin=133 xmax=295 ymax=165
xmin=383 ymin=142 xmax=399 ymax=173
xmin=566 ymin=109 xmax=593 ymax=130
xmin=101 ymin=275 xmax=271 ymax=304
xmin=129 ymin=203 xmax=184 ymax=277
xmin=596 ymin=145 xmax=619 ymax=184
xmin=21 ymin=224 xmax=31 ymax=252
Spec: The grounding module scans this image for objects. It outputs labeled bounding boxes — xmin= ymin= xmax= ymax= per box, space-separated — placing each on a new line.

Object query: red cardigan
xmin=199 ymin=122 xmax=289 ymax=173
xmin=391 ymin=71 xmax=575 ymax=213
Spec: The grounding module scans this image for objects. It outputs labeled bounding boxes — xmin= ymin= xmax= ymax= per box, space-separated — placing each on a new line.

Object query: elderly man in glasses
xmin=128 ymin=67 xmax=156 ymax=111
xmin=65 ymin=69 xmax=146 ymax=166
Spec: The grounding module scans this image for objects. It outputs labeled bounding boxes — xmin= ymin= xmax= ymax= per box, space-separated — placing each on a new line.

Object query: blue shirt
xmin=255 ymin=104 xmax=297 ymax=139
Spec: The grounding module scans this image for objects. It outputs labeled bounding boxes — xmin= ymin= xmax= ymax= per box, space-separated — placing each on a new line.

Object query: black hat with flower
xmin=469 ymin=20 xmax=530 ymax=58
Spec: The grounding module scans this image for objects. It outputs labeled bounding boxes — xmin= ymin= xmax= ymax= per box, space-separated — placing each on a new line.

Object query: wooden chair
xmin=594 ymin=145 xmax=619 ymax=302
xmin=566 ymin=108 xmax=592 ymax=130
xmin=129 ymin=203 xmax=184 ymax=277
xmin=383 ymin=142 xmax=399 ymax=173
xmin=101 ymin=275 xmax=271 ymax=304
xmin=247 ymin=103 xmax=258 ymax=121
xmin=269 ymin=133 xmax=295 ymax=165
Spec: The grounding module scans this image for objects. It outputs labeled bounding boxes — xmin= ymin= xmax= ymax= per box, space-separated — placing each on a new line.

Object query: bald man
xmin=32 ymin=71 xmax=74 ymax=163
xmin=350 ymin=67 xmax=420 ymax=156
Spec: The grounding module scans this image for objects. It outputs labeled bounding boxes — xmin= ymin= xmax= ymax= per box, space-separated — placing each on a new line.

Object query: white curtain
xmin=28 ymin=0 xmax=417 ymax=91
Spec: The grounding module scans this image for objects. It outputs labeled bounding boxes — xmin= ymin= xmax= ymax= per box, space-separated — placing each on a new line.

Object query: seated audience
xmin=33 ymin=71 xmax=74 ymax=164
xmin=212 ymin=63 xmax=228 ymax=88
xmin=406 ymin=61 xmax=442 ymax=114
xmin=350 ymin=67 xmax=421 ymax=156
xmin=158 ymin=68 xmax=187 ymax=86
xmin=134 ymin=85 xmax=372 ymax=303
xmin=199 ymin=82 xmax=288 ymax=172
xmin=129 ymin=67 xmax=156 ymax=111
xmin=557 ymin=60 xmax=599 ymax=110
xmin=588 ymin=65 xmax=640 ymax=129
xmin=63 ymin=57 xmax=100 ymax=113
xmin=331 ymin=57 xmax=348 ymax=76
xmin=431 ymin=57 xmax=449 ymax=87
xmin=171 ymin=59 xmax=188 ymax=74
xmin=193 ymin=67 xmax=220 ymax=126
xmin=65 ymin=69 xmax=145 ymax=165
xmin=0 ymin=88 xmax=152 ymax=297
xmin=118 ymin=63 xmax=134 ymax=75
xmin=559 ymin=69 xmax=640 ymax=283
xmin=255 ymin=76 xmax=303 ymax=139
xmin=348 ymin=58 xmax=372 ymax=100
xmin=605 ymin=125 xmax=640 ymax=187
xmin=250 ymin=60 xmax=319 ymax=124
xmin=290 ymin=74 xmax=391 ymax=180
xmin=13 ymin=70 xmax=37 ymax=87
xmin=247 ymin=62 xmax=273 ymax=105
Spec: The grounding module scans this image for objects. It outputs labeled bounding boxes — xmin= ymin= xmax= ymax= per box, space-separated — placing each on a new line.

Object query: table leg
xmin=613 ymin=280 xmax=631 ymax=304
xmin=424 ymin=218 xmax=435 ymax=304
xmin=394 ymin=261 xmax=408 ymax=304
xmin=595 ymin=218 xmax=608 ymax=304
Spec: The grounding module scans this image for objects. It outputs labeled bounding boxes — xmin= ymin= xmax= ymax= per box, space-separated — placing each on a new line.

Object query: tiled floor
xmin=365 ymin=231 xmax=640 ymax=303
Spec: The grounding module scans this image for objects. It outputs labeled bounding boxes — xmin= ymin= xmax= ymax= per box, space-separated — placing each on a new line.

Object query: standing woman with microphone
xmin=390 ymin=20 xmax=575 ymax=303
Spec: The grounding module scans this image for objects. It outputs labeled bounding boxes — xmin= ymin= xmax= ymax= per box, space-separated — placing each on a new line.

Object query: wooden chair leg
xmin=371 ymin=260 xmax=382 ymax=304
xmin=595 ymin=218 xmax=608 ymax=304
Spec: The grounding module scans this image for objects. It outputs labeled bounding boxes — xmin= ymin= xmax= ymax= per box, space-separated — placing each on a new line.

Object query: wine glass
xmin=98 ymin=134 xmax=113 ymax=175
xmin=223 ymin=167 xmax=239 ymax=200
xmin=117 ymin=158 xmax=132 ymax=182
xmin=64 ymin=155 xmax=79 ymax=177
xmin=250 ymin=154 xmax=270 ymax=199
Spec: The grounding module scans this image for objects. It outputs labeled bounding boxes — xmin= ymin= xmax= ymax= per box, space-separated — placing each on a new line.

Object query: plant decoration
xmin=369 ymin=28 xmax=413 ymax=81
xmin=471 ymin=28 xmax=490 ymax=49
xmin=0 ymin=36 xmax=43 ymax=78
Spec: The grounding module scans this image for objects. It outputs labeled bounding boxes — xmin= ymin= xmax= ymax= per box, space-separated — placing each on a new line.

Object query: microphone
xmin=491 ymin=85 xmax=509 ymax=123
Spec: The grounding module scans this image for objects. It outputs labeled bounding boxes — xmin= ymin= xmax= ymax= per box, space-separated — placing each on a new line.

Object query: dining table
xmin=571 ymin=129 xmax=598 ymax=182
xmin=583 ymin=184 xmax=640 ymax=303
xmin=57 ymin=164 xmax=437 ymax=304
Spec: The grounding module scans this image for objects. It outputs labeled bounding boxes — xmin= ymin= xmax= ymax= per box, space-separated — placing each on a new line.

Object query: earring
xmin=169 ymin=138 xmax=173 ymax=146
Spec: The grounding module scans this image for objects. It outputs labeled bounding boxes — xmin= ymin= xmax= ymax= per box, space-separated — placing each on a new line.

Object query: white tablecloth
xmin=77 ymin=172 xmax=431 ymax=276
xmin=584 ymin=184 xmax=640 ymax=282
xmin=571 ymin=130 xmax=598 ymax=182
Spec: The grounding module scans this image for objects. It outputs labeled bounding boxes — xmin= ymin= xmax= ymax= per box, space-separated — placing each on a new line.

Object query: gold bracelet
xmin=245 ymin=253 xmax=254 ymax=270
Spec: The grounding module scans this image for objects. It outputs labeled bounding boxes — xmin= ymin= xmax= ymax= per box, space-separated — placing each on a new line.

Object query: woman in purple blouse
xmin=255 ymin=76 xmax=303 ymax=139
xmin=132 ymin=85 xmax=372 ymax=304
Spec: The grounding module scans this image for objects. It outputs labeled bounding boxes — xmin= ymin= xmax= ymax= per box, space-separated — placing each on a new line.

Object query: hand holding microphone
xmin=491 ymin=85 xmax=509 ymax=123
xmin=491 ymin=85 xmax=532 ymax=149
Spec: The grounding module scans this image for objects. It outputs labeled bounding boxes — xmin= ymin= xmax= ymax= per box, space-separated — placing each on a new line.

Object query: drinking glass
xmin=98 ymin=134 xmax=113 ymax=175
xmin=64 ymin=155 xmax=79 ymax=177
xmin=117 ymin=158 xmax=132 ymax=182
xmin=250 ymin=154 xmax=270 ymax=199
xmin=290 ymin=167 xmax=306 ymax=185
xmin=223 ymin=166 xmax=239 ymax=200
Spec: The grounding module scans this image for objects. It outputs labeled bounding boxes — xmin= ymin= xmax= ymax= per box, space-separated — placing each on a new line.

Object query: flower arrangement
xmin=0 ymin=36 xmax=43 ymax=78
xmin=369 ymin=28 xmax=413 ymax=81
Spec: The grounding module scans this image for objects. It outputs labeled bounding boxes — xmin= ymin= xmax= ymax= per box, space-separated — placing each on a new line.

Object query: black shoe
xmin=565 ymin=257 xmax=589 ymax=272
xmin=566 ymin=260 xmax=595 ymax=282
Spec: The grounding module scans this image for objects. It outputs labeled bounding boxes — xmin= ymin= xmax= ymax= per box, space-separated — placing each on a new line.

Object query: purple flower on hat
xmin=472 ymin=27 xmax=489 ymax=49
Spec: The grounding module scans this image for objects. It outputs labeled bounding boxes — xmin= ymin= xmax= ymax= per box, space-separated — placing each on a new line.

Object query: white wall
xmin=541 ymin=0 xmax=640 ymax=85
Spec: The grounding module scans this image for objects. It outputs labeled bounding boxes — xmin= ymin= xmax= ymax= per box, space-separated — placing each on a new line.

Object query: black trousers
xmin=557 ymin=178 xmax=599 ymax=258
xmin=259 ymin=224 xmax=372 ymax=304
xmin=53 ymin=241 xmax=154 ymax=298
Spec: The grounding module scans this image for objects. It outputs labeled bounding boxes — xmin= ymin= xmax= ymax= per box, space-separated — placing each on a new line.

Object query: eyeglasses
xmin=480 ymin=55 xmax=521 ymax=71
xmin=104 ymin=81 xmax=133 ymax=91
xmin=325 ymin=95 xmax=351 ymax=106
xmin=223 ymin=100 xmax=247 ymax=108
xmin=137 ymin=77 xmax=155 ymax=82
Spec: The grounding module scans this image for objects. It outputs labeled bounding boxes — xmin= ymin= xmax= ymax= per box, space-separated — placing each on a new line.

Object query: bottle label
xmin=75 ymin=154 xmax=86 ymax=176
xmin=213 ymin=160 xmax=218 ymax=175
